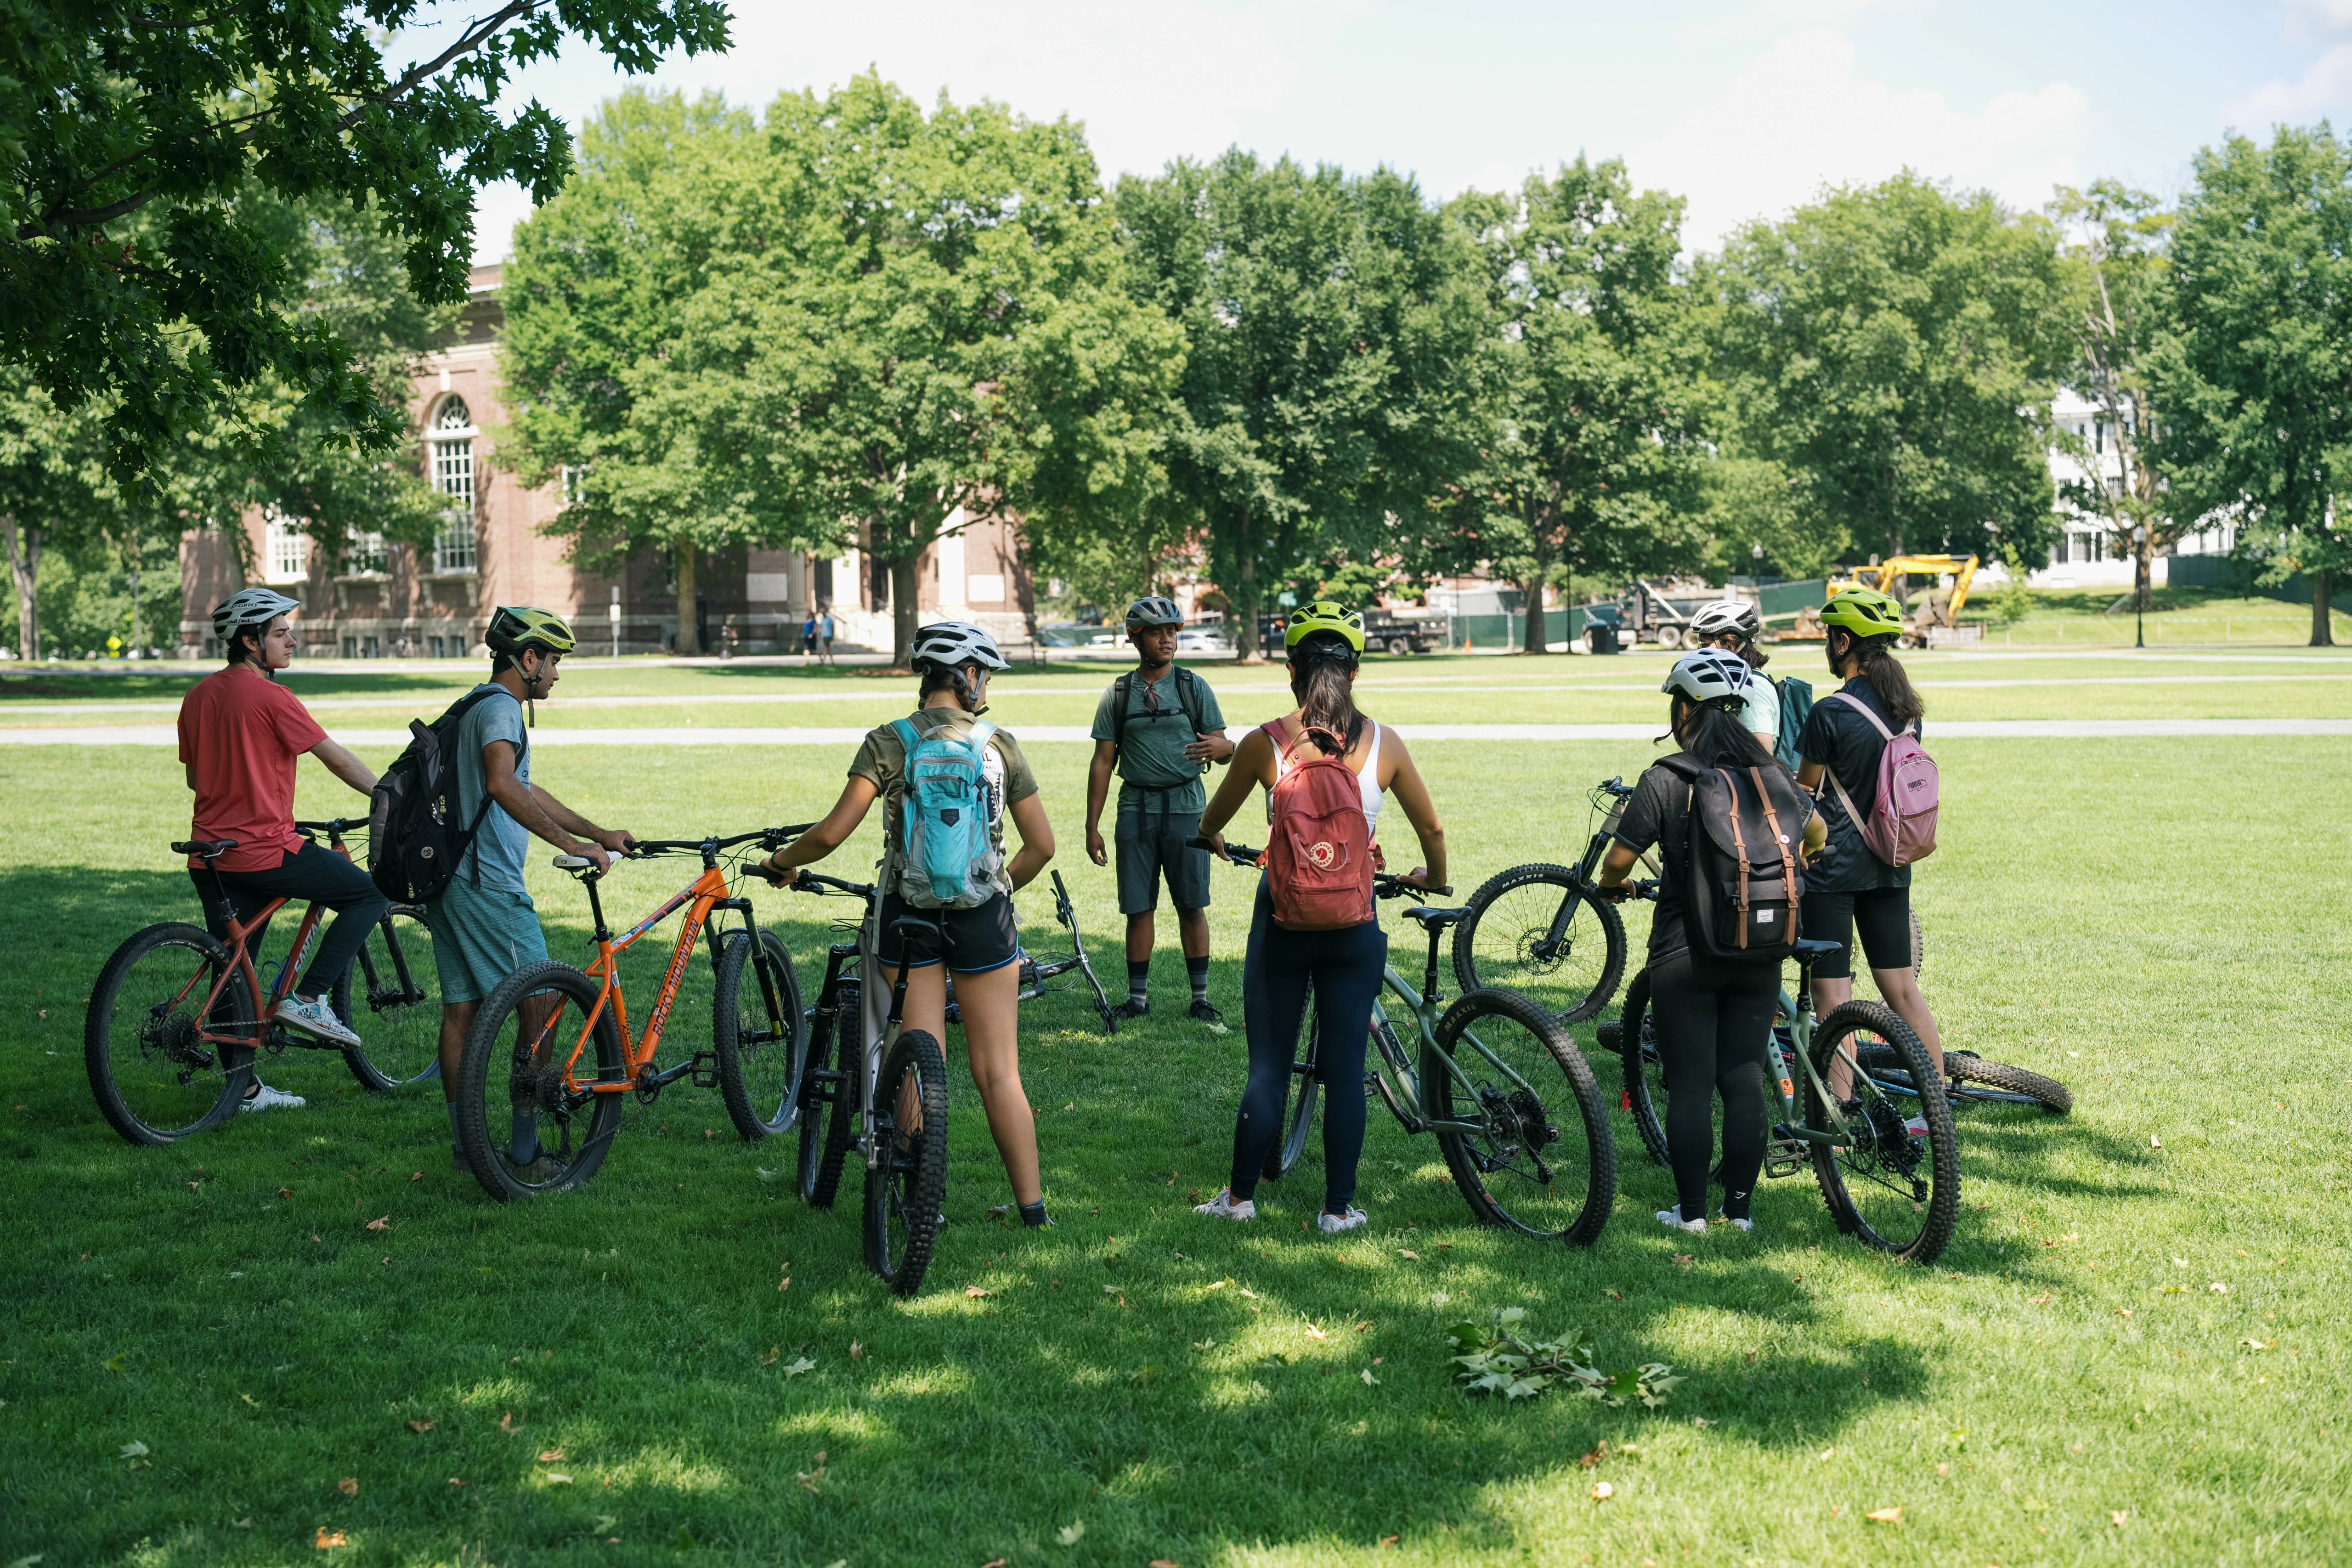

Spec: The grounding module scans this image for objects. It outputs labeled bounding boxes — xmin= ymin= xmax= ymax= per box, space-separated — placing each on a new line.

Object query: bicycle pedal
xmin=689 ymin=1052 xmax=720 ymax=1089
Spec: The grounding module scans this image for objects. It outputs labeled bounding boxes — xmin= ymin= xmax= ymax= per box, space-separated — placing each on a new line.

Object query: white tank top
xmin=1266 ymin=719 xmax=1384 ymax=838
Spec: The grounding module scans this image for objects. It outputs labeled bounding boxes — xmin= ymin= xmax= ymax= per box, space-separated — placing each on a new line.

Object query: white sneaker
xmin=1193 ymin=1188 xmax=1256 ymax=1221
xmin=1903 ymin=1114 xmax=1930 ymax=1139
xmin=275 ymin=994 xmax=361 ymax=1050
xmin=1656 ymin=1207 xmax=1707 ymax=1235
xmin=240 ymin=1081 xmax=307 ymax=1113
xmin=1317 ymin=1206 xmax=1368 ymax=1234
xmin=1717 ymin=1215 xmax=1755 ymax=1233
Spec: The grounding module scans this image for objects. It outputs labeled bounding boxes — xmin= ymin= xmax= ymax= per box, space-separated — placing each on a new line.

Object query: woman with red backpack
xmin=1192 ymin=603 xmax=1448 ymax=1234
xmin=1795 ymin=589 xmax=1945 ymax=1087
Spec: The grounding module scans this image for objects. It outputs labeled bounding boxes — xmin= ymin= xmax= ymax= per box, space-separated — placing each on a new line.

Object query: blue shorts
xmin=424 ymin=877 xmax=550 ymax=1004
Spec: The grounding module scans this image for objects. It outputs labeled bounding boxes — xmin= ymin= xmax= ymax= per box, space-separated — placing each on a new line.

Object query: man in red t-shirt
xmin=179 ymin=589 xmax=387 ymax=1110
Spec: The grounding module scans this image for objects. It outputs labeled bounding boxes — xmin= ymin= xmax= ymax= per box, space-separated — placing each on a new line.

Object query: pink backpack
xmin=1262 ymin=719 xmax=1375 ymax=930
xmin=1821 ymin=692 xmax=1938 ymax=867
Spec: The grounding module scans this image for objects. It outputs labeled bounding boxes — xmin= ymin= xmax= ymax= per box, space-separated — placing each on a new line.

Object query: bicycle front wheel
xmin=85 ymin=923 xmax=256 ymax=1145
xmin=1451 ymin=864 xmax=1627 ymax=1023
xmin=1807 ymin=1002 xmax=1959 ymax=1263
xmin=1263 ymin=979 xmax=1322 ymax=1183
xmin=335 ymin=908 xmax=441 ymax=1091
xmin=713 ymin=928 xmax=807 ymax=1139
xmin=1424 ymin=986 xmax=1617 ymax=1244
xmin=1609 ymin=967 xmax=1674 ymax=1169
xmin=865 ymin=1028 xmax=950 ymax=1296
xmin=456 ymin=961 xmax=627 ymax=1202
xmin=801 ymin=979 xmax=859 ymax=1208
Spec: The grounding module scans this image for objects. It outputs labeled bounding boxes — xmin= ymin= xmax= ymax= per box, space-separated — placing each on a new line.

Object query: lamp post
xmin=609 ymin=585 xmax=622 ymax=659
xmin=2132 ymin=524 xmax=2147 ymax=649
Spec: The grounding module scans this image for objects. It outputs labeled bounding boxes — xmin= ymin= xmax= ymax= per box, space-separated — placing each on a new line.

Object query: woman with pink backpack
xmin=1797 ymin=588 xmax=1945 ymax=1087
xmin=1192 ymin=603 xmax=1449 ymax=1234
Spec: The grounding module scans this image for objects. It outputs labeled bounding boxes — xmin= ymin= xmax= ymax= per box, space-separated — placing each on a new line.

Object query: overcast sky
xmin=450 ymin=0 xmax=2350 ymax=260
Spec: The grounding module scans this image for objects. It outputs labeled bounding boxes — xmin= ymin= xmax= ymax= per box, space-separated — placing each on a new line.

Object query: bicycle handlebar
xmin=1188 ymin=837 xmax=1449 ymax=898
xmin=293 ymin=817 xmax=362 ymax=835
xmin=782 ymin=870 xmax=876 ymax=900
xmin=631 ymin=822 xmax=818 ymax=856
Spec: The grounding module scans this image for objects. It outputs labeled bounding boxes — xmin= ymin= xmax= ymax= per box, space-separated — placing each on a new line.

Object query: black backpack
xmin=367 ymin=689 xmax=516 ymax=905
xmin=1659 ymin=753 xmax=1809 ymax=963
xmin=1109 ymin=667 xmax=1211 ymax=784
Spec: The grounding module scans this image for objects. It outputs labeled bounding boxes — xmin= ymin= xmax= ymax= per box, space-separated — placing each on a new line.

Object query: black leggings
xmin=1232 ymin=879 xmax=1387 ymax=1213
xmin=1648 ymin=948 xmax=1778 ymax=1223
xmin=192 ymin=840 xmax=389 ymax=1000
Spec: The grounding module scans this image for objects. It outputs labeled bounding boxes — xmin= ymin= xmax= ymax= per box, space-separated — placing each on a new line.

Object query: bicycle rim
xmin=87 ymin=924 xmax=255 ymax=1144
xmin=1426 ymin=988 xmax=1616 ymax=1244
xmin=1807 ymin=1002 xmax=1959 ymax=1262
xmin=715 ymin=928 xmax=807 ymax=1138
xmin=1453 ymin=866 xmax=1626 ymax=1023
xmin=865 ymin=1029 xmax=949 ymax=1295
xmin=457 ymin=962 xmax=626 ymax=1202
xmin=803 ymin=981 xmax=859 ymax=1209
xmin=335 ymin=909 xmax=441 ymax=1090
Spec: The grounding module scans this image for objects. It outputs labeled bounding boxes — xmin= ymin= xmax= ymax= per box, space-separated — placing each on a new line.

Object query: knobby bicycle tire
xmin=334 ymin=908 xmax=441 ymax=1091
xmin=1451 ymin=863 xmax=1627 ymax=1024
xmin=455 ymin=961 xmax=627 ymax=1203
xmin=1806 ymin=1001 xmax=1959 ymax=1263
xmin=713 ymin=928 xmax=808 ymax=1139
xmin=85 ymin=922 xmax=255 ymax=1145
xmin=1263 ymin=978 xmax=1323 ymax=1182
xmin=865 ymin=1028 xmax=950 ymax=1296
xmin=1947 ymin=1051 xmax=2071 ymax=1114
xmin=1424 ymin=986 xmax=1617 ymax=1245
xmin=803 ymin=980 xmax=860 ymax=1209
xmin=1611 ymin=968 xmax=1672 ymax=1170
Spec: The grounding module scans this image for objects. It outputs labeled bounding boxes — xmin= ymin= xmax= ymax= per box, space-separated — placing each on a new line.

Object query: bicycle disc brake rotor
xmin=1513 ymin=928 xmax=1568 ymax=973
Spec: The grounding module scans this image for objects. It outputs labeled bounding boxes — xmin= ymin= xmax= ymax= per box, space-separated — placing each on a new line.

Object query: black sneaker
xmin=1113 ymin=998 xmax=1151 ymax=1021
xmin=1188 ymin=999 xmax=1225 ymax=1027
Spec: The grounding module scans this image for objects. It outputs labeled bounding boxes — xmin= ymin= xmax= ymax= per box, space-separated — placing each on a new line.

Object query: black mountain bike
xmin=944 ymin=870 xmax=1117 ymax=1033
xmin=1451 ymin=776 xmax=1653 ymax=1023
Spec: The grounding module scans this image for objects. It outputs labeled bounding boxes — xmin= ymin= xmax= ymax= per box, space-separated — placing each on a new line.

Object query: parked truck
xmin=1259 ymin=606 xmax=1447 ymax=654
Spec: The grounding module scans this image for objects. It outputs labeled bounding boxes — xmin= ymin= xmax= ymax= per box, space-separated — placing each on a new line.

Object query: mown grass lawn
xmin=2 ymin=656 xmax=2347 ymax=1566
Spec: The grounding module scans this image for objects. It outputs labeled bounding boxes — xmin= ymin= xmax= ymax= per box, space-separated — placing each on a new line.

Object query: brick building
xmin=178 ymin=264 xmax=1035 ymax=659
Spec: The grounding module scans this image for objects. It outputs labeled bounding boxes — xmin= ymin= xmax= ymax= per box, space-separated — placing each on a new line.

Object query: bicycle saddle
xmin=889 ymin=914 xmax=943 ymax=940
xmin=1792 ymin=937 xmax=1846 ymax=964
xmin=173 ymin=839 xmax=238 ymax=859
xmin=1401 ymin=905 xmax=1469 ymax=929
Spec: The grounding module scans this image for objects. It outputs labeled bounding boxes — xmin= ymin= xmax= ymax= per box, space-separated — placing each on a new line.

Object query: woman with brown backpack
xmin=1193 ymin=603 xmax=1448 ymax=1235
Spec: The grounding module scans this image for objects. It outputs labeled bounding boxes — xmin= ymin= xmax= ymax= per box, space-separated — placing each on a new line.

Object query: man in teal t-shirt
xmin=1085 ymin=597 xmax=1233 ymax=1023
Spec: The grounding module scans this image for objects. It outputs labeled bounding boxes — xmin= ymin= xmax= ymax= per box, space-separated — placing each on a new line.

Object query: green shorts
xmin=424 ymin=877 xmax=551 ymax=1004
xmin=1115 ymin=808 xmax=1211 ymax=915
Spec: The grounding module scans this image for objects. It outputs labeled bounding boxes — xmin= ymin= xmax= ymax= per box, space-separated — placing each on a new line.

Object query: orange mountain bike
xmin=452 ymin=826 xmax=812 ymax=1201
xmin=85 ymin=819 xmax=441 ymax=1145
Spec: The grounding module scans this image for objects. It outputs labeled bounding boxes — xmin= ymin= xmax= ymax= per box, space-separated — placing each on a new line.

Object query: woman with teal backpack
xmin=757 ymin=623 xmax=1059 ymax=1227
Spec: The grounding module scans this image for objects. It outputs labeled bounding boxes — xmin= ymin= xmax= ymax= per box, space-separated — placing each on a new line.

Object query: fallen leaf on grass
xmin=1204 ymin=1279 xmax=1228 ymax=1291
xmin=2210 ymin=1283 xmax=2229 ymax=1295
xmin=278 ymin=1188 xmax=292 ymax=1200
xmin=1305 ymin=1324 xmax=1327 ymax=1341
xmin=1396 ymin=1249 xmax=1419 ymax=1260
xmin=1429 ymin=1291 xmax=1450 ymax=1306
xmin=2243 ymin=1338 xmax=2274 ymax=1351
xmin=965 ymin=1285 xmax=993 ymax=1298
xmin=849 ymin=1341 xmax=866 ymax=1360
xmin=2114 ymin=1308 xmax=2133 ymax=1318
xmin=1193 ymin=1337 xmax=1215 ymax=1351
xmin=407 ymin=1420 xmax=435 ymax=1433
xmin=2149 ymin=1135 xmax=2162 ymax=1149
xmin=1692 ymin=1416 xmax=1713 ymax=1427
xmin=1818 ymin=1447 xmax=1835 ymax=1462
xmin=1590 ymin=1481 xmax=1614 ymax=1501
xmin=2029 ymin=1293 xmax=2052 ymax=1306
xmin=703 ymin=1128 xmax=716 ymax=1141
xmin=1361 ymin=1368 xmax=1379 ymax=1385
xmin=1579 ymin=1441 xmax=1608 ymax=1468
xmin=498 ymin=1412 xmax=521 ymax=1434
xmin=782 ymin=1358 xmax=816 ymax=1378
xmin=1865 ymin=1506 xmax=1901 ymax=1523
xmin=777 ymin=1276 xmax=791 ymax=1293
xmin=796 ymin=1466 xmax=825 ymax=1493
xmin=547 ymin=1473 xmax=573 ymax=1485
xmin=1237 ymin=1287 xmax=1258 ymax=1300
xmin=1056 ymin=1520 xmax=1086 ymax=1546
xmin=337 ymin=1477 xmax=358 ymax=1496
xmin=363 ymin=1216 xmax=389 ymax=1232
xmin=1061 ymin=1103 xmax=1074 ymax=1112
xmin=314 ymin=1530 xmax=347 ymax=1549
xmin=1151 ymin=1560 xmax=1179 ymax=1568
xmin=1673 ymin=1253 xmax=1694 ymax=1268
xmin=760 ymin=1346 xmax=780 ymax=1366
xmin=537 ymin=1448 xmax=566 ymax=1464
xmin=2111 ymin=1510 xmax=2130 ymax=1527
xmin=447 ymin=1478 xmax=465 ymax=1488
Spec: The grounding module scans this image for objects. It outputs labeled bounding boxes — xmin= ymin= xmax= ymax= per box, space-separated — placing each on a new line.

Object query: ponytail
xmin=1287 ymin=633 xmax=1364 ymax=756
xmin=1839 ymin=631 xmax=1923 ymax=727
xmin=1673 ymin=697 xmax=1778 ymax=772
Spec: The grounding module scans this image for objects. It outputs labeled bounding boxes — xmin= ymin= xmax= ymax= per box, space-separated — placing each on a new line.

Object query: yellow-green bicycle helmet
xmin=1817 ymin=587 xmax=1905 ymax=639
xmin=1282 ymin=600 xmax=1366 ymax=654
xmin=486 ymin=605 xmax=578 ymax=657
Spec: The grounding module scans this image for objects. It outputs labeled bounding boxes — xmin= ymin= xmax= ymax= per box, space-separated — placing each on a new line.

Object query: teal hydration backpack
xmin=889 ymin=717 xmax=1004 ymax=908
xmin=1771 ymin=674 xmax=1815 ymax=773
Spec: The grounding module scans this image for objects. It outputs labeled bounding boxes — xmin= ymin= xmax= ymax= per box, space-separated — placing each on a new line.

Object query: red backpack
xmin=1262 ymin=719 xmax=1374 ymax=930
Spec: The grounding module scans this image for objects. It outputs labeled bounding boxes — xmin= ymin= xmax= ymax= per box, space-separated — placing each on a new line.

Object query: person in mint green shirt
xmin=1084 ymin=597 xmax=1233 ymax=1023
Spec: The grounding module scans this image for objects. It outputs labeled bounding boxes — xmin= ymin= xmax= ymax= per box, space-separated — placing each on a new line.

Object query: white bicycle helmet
xmin=1662 ymin=648 xmax=1753 ymax=707
xmin=910 ymin=621 xmax=1009 ymax=673
xmin=1125 ymin=595 xmax=1183 ymax=630
xmin=1689 ymin=600 xmax=1762 ymax=640
xmin=211 ymin=587 xmax=302 ymax=644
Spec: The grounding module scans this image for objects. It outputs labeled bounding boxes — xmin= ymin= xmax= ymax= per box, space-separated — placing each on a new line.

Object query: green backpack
xmin=1771 ymin=674 xmax=1814 ymax=772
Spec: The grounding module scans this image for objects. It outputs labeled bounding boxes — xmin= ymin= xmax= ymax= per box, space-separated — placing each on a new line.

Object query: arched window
xmin=430 ymin=395 xmax=476 ymax=574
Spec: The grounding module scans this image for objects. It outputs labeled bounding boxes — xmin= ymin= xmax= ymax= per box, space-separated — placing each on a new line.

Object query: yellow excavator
xmin=1791 ymin=554 xmax=1981 ymax=646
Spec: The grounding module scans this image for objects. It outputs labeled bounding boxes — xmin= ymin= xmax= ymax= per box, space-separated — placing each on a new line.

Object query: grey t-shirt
xmin=1090 ymin=669 xmax=1227 ymax=817
xmin=453 ymin=684 xmax=531 ymax=893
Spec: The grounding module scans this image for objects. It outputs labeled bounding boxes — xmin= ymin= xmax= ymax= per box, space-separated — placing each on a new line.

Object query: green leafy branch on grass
xmin=1447 ymin=1309 xmax=1681 ymax=1408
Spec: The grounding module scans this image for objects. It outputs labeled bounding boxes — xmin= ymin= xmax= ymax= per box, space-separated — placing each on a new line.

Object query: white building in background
xmin=2019 ymin=389 xmax=2234 ymax=589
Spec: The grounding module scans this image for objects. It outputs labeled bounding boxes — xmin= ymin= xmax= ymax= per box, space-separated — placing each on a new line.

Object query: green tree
xmin=2151 ymin=123 xmax=2352 ymax=646
xmin=1116 ymin=152 xmax=1483 ymax=660
xmin=2 ymin=0 xmax=728 ymax=478
xmin=1447 ymin=158 xmax=1713 ymax=652
xmin=1707 ymin=171 xmax=2069 ymax=566
xmin=2050 ymin=182 xmax=2178 ymax=614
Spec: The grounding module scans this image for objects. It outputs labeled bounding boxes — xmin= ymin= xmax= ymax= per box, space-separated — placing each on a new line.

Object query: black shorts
xmin=1114 ymin=807 xmax=1210 ymax=915
xmin=876 ymin=890 xmax=1020 ymax=974
xmin=1799 ymin=886 xmax=1912 ymax=980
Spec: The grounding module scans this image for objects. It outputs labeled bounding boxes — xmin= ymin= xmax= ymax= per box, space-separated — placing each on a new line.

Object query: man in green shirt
xmin=1085 ymin=596 xmax=1234 ymax=1022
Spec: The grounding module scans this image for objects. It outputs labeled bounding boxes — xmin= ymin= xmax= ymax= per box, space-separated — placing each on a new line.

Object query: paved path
xmin=9 ymin=719 xmax=2349 ymax=747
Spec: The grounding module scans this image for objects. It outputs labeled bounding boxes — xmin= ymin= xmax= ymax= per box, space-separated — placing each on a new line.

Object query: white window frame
xmin=263 ymin=512 xmax=309 ymax=584
xmin=342 ymin=530 xmax=388 ymax=579
xmin=561 ymin=465 xmax=586 ymax=507
xmin=428 ymin=395 xmax=478 ymax=576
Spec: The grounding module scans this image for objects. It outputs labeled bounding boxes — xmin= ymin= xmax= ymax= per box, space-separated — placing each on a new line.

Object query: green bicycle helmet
xmin=1818 ymin=587 xmax=1905 ymax=639
xmin=486 ymin=605 xmax=578 ymax=658
xmin=1282 ymin=600 xmax=1366 ymax=655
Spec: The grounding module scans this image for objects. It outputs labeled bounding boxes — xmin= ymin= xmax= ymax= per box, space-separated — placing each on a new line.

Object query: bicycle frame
xmin=177 ymin=821 xmax=362 ymax=1053
xmin=784 ymin=872 xmax=926 ymax=1172
xmin=1367 ymin=913 xmax=1555 ymax=1142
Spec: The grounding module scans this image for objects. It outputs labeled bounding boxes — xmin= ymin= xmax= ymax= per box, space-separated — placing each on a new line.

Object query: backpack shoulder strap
xmin=889 ymin=717 xmax=921 ymax=756
xmin=1823 ymin=689 xmax=1896 ymax=740
xmin=968 ymin=719 xmax=998 ymax=753
xmin=1110 ymin=674 xmax=1131 ymax=748
xmin=1176 ymin=666 xmax=1205 ymax=731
